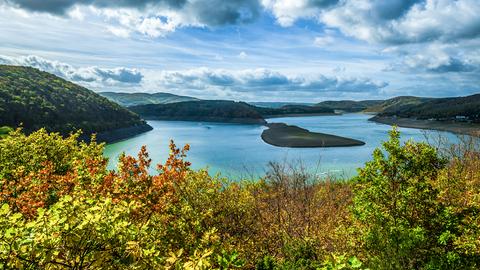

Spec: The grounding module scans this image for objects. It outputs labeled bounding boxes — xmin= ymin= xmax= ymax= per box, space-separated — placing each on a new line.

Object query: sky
xmin=0 ymin=0 xmax=479 ymax=102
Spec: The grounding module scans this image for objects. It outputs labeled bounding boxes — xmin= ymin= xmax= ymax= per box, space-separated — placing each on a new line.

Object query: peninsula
xmin=261 ymin=123 xmax=365 ymax=148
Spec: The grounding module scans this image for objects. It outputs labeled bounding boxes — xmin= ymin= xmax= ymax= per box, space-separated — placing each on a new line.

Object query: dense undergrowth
xmin=0 ymin=127 xmax=479 ymax=269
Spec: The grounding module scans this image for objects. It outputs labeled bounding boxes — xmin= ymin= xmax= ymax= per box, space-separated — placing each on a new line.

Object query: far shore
xmin=370 ymin=116 xmax=480 ymax=136
xmin=263 ymin=112 xmax=339 ymax=118
xmin=141 ymin=116 xmax=267 ymax=125
xmin=261 ymin=122 xmax=365 ymax=148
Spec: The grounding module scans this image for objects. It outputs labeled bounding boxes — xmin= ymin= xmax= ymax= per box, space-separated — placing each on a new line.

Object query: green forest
xmin=376 ymin=95 xmax=480 ymax=122
xmin=317 ymin=95 xmax=480 ymax=123
xmin=129 ymin=101 xmax=335 ymax=123
xmin=0 ymin=65 xmax=145 ymax=136
xmin=0 ymin=127 xmax=479 ymax=269
xmin=99 ymin=92 xmax=200 ymax=107
xmin=129 ymin=100 xmax=267 ymax=124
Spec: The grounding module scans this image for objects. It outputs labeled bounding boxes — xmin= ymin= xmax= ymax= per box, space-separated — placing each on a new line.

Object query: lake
xmin=104 ymin=113 xmax=459 ymax=178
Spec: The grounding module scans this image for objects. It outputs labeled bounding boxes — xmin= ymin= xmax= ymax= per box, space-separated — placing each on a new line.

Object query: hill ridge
xmin=0 ymin=65 xmax=152 ymax=142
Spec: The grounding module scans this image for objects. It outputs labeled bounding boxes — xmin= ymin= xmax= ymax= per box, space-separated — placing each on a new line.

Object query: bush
xmin=352 ymin=127 xmax=480 ymax=269
xmin=1 ymin=127 xmax=479 ymax=269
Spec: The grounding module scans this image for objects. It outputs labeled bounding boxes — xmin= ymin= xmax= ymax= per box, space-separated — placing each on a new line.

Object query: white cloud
xmin=0 ymin=55 xmax=388 ymax=99
xmin=262 ymin=0 xmax=338 ymax=27
xmin=106 ymin=26 xmax=130 ymax=38
xmin=4 ymin=0 xmax=261 ymax=38
xmin=385 ymin=42 xmax=480 ymax=73
xmin=148 ymin=67 xmax=387 ymax=95
xmin=68 ymin=6 xmax=85 ymax=20
xmin=314 ymin=36 xmax=334 ymax=46
xmin=322 ymin=0 xmax=480 ymax=45
xmin=0 ymin=55 xmax=143 ymax=87
xmin=262 ymin=0 xmax=480 ymax=47
xmin=238 ymin=51 xmax=248 ymax=59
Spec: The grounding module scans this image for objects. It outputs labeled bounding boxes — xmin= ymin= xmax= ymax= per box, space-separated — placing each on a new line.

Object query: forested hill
xmin=129 ymin=100 xmax=267 ymax=124
xmin=99 ymin=91 xmax=200 ymax=106
xmin=315 ymin=95 xmax=480 ymax=124
xmin=376 ymin=94 xmax=480 ymax=122
xmin=315 ymin=100 xmax=383 ymax=112
xmin=255 ymin=104 xmax=335 ymax=117
xmin=364 ymin=96 xmax=433 ymax=113
xmin=129 ymin=101 xmax=336 ymax=124
xmin=0 ymin=65 xmax=151 ymax=140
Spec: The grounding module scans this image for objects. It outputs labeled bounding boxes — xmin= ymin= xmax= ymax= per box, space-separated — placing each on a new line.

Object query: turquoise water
xmin=103 ymin=114 xmax=459 ymax=178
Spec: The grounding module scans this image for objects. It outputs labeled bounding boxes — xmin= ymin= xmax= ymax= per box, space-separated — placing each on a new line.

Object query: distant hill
xmin=129 ymin=100 xmax=267 ymax=124
xmin=0 ymin=65 xmax=151 ymax=141
xmin=99 ymin=92 xmax=200 ymax=106
xmin=376 ymin=94 xmax=480 ymax=122
xmin=365 ymin=96 xmax=433 ymax=113
xmin=255 ymin=105 xmax=335 ymax=117
xmin=314 ymin=94 xmax=480 ymax=127
xmin=130 ymin=101 xmax=337 ymax=124
xmin=315 ymin=100 xmax=383 ymax=112
xmin=249 ymin=102 xmax=315 ymax=108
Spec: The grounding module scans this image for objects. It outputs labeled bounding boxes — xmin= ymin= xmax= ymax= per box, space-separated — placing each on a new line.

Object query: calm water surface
xmin=104 ymin=114 xmax=458 ymax=178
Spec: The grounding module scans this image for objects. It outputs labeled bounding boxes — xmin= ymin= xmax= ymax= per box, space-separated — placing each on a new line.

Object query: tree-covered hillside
xmin=0 ymin=65 xmax=148 ymax=136
xmin=249 ymin=101 xmax=315 ymax=108
xmin=99 ymin=91 xmax=200 ymax=107
xmin=129 ymin=101 xmax=336 ymax=124
xmin=378 ymin=94 xmax=480 ymax=122
xmin=315 ymin=100 xmax=383 ymax=112
xmin=255 ymin=104 xmax=335 ymax=116
xmin=364 ymin=96 xmax=432 ymax=113
xmin=129 ymin=100 xmax=267 ymax=124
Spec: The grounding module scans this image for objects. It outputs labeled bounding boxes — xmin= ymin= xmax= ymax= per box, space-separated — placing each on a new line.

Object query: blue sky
xmin=0 ymin=0 xmax=479 ymax=102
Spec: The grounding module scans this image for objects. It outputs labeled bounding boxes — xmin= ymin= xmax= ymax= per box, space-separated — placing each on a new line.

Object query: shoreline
xmin=140 ymin=112 xmax=340 ymax=124
xmin=261 ymin=122 xmax=365 ymax=148
xmin=263 ymin=112 xmax=339 ymax=118
xmin=370 ymin=116 xmax=480 ymax=136
xmin=90 ymin=123 xmax=153 ymax=143
xmin=141 ymin=116 xmax=267 ymax=125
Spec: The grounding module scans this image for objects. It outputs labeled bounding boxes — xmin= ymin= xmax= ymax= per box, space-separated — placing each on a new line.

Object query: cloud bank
xmin=321 ymin=0 xmax=480 ymax=45
xmin=4 ymin=0 xmax=480 ymax=45
xmin=151 ymin=67 xmax=387 ymax=95
xmin=0 ymin=55 xmax=143 ymax=86
xmin=3 ymin=0 xmax=260 ymax=37
xmin=3 ymin=0 xmax=480 ymax=99
xmin=0 ymin=55 xmax=387 ymax=99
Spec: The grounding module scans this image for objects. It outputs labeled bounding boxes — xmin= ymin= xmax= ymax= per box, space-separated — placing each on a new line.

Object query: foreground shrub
xmin=432 ymin=136 xmax=480 ymax=268
xmin=0 ymin=196 xmax=157 ymax=269
xmin=251 ymin=162 xmax=353 ymax=263
xmin=1 ymin=127 xmax=479 ymax=269
xmin=352 ymin=127 xmax=480 ymax=269
xmin=0 ymin=129 xmax=225 ymax=268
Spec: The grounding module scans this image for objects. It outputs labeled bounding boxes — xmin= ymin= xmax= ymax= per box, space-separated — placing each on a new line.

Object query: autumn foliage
xmin=0 ymin=127 xmax=479 ymax=269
